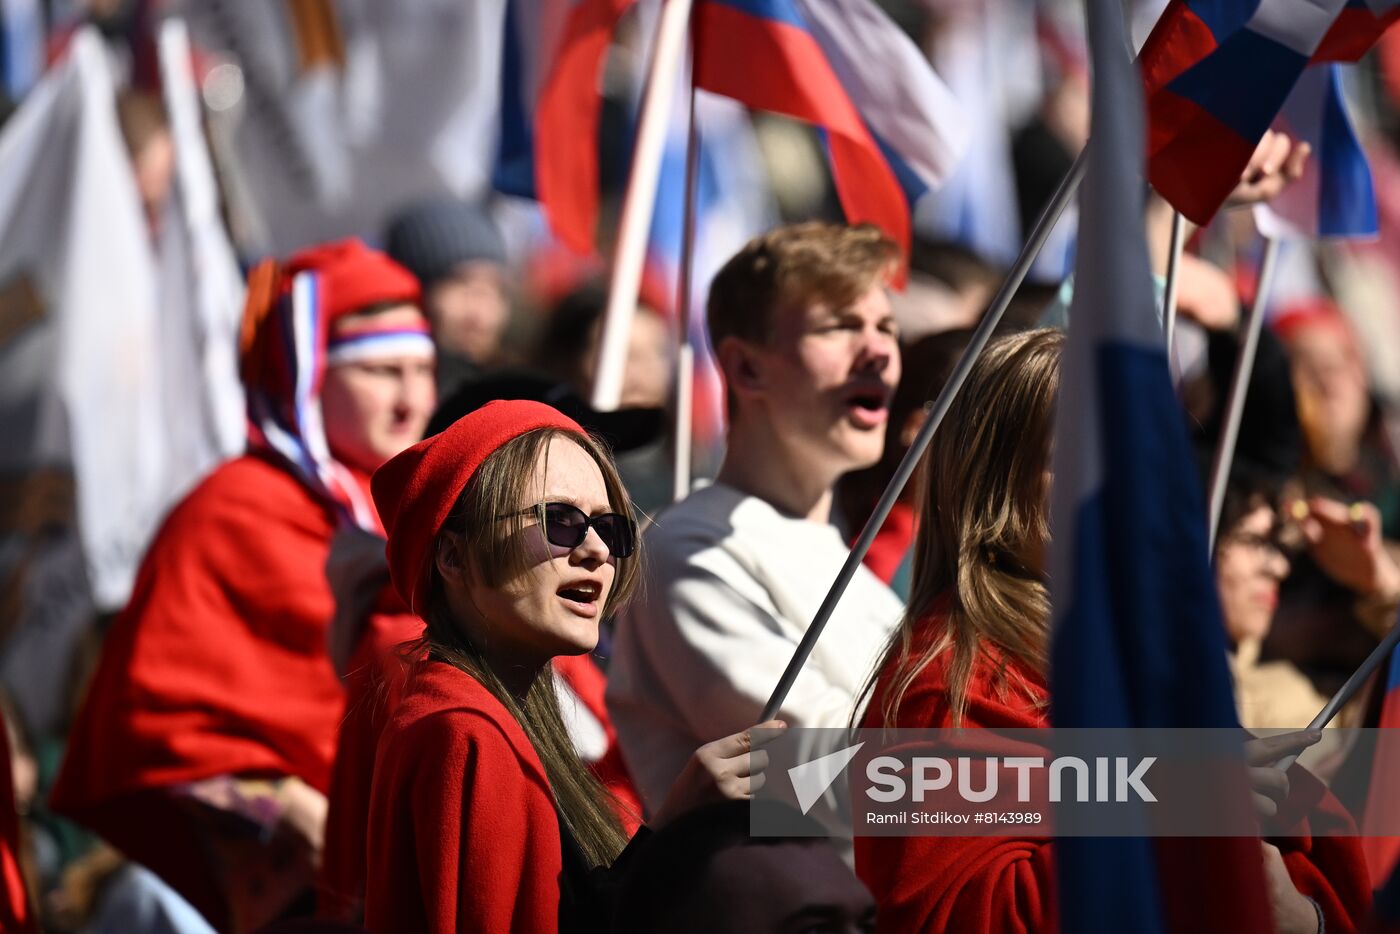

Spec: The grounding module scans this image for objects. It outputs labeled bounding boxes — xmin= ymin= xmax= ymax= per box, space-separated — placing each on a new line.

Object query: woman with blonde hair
xmin=854 ymin=329 xmax=1369 ymax=934
xmin=364 ymin=400 xmax=779 ymax=933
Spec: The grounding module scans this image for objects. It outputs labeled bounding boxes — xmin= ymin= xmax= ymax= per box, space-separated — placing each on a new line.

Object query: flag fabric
xmin=1140 ymin=0 xmax=1349 ymax=225
xmin=155 ymin=18 xmax=247 ymax=493
xmin=495 ymin=0 xmax=636 ymax=254
xmin=1314 ymin=0 xmax=1400 ymax=62
xmin=0 ymin=29 xmax=167 ymax=612
xmin=183 ymin=0 xmax=506 ymax=256
xmin=0 ymin=0 xmax=44 ymax=101
xmin=1254 ymin=64 xmax=1378 ymax=239
xmin=1049 ymin=0 xmax=1272 ymax=929
xmin=692 ymin=0 xmax=966 ymax=269
xmin=1361 ymin=639 xmax=1400 ymax=888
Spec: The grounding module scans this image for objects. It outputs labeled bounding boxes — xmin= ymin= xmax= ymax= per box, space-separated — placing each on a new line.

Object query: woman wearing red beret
xmin=365 ymin=399 xmax=781 ymax=933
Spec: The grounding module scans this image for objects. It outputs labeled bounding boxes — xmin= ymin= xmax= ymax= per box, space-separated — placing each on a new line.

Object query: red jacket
xmin=363 ymin=661 xmax=566 ymax=933
xmin=856 ymin=609 xmax=1373 ymax=934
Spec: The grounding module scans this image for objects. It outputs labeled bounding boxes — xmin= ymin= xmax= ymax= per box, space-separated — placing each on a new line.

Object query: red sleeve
xmin=1270 ymin=764 xmax=1374 ymax=934
xmin=364 ymin=708 xmax=563 ymax=934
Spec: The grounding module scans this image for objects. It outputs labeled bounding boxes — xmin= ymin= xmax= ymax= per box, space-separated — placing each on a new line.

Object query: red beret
xmin=372 ymin=399 xmax=587 ymax=613
xmin=284 ymin=238 xmax=421 ymax=324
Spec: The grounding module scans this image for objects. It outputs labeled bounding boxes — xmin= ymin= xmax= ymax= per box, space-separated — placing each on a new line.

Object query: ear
xmin=716 ymin=336 xmax=766 ymax=401
xmin=433 ymin=531 xmax=469 ymax=587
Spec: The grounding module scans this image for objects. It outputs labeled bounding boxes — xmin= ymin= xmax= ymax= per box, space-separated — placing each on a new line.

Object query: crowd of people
xmin=3 ymin=1 xmax=1400 ymax=933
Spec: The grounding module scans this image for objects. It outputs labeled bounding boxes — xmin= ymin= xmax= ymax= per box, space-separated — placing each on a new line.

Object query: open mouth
xmin=841 ymin=386 xmax=891 ymax=428
xmin=557 ymin=580 xmax=602 ymax=613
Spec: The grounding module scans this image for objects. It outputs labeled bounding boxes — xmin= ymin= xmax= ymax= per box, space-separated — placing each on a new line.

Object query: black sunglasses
xmin=498 ymin=502 xmax=636 ymax=558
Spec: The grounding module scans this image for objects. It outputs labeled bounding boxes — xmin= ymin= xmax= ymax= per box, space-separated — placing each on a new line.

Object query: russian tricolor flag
xmin=1254 ymin=64 xmax=1378 ymax=240
xmin=1050 ymin=0 xmax=1273 ymax=929
xmin=495 ymin=0 xmax=636 ymax=254
xmin=692 ymin=0 xmax=966 ymax=271
xmin=1140 ymin=0 xmax=1350 ymax=225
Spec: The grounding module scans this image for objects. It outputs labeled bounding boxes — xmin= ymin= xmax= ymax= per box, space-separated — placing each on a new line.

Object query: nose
xmin=854 ymin=323 xmax=897 ymax=376
xmin=572 ymin=525 xmax=611 ymax=568
xmin=1266 ymin=548 xmax=1290 ymax=580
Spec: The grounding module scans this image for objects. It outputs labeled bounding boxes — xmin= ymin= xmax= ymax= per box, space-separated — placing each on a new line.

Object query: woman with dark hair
xmin=853 ymin=329 xmax=1370 ymax=934
xmin=364 ymin=400 xmax=778 ymax=933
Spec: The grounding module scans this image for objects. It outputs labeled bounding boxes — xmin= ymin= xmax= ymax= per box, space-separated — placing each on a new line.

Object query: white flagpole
xmin=1206 ymin=236 xmax=1280 ymax=552
xmin=591 ymin=0 xmax=695 ymax=411
xmin=760 ymin=149 xmax=1088 ymax=721
xmin=672 ymin=75 xmax=701 ymax=502
xmin=1163 ymin=210 xmax=1186 ymax=361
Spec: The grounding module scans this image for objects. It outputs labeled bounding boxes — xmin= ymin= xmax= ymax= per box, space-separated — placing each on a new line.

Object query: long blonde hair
xmin=866 ymin=328 xmax=1063 ymax=727
xmin=421 ymin=427 xmax=638 ymax=867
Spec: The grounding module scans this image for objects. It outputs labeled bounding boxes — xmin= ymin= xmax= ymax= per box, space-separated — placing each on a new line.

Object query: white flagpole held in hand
xmin=591 ymin=0 xmax=695 ymax=411
xmin=673 ymin=75 xmax=701 ymax=502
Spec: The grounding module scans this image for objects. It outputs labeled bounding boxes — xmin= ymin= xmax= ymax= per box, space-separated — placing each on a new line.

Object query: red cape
xmin=51 ymin=454 xmax=350 ymax=912
xmin=363 ymin=661 xmax=564 ymax=934
xmin=856 ymin=609 xmax=1373 ymax=934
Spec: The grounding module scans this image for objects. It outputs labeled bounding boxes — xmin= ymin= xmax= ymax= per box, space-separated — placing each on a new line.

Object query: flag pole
xmin=1205 ymin=236 xmax=1280 ymax=552
xmin=1274 ymin=608 xmax=1400 ymax=770
xmin=1163 ymin=210 xmax=1186 ymax=362
xmin=672 ymin=65 xmax=701 ymax=502
xmin=591 ymin=0 xmax=695 ymax=411
xmin=760 ymin=149 xmax=1088 ymax=721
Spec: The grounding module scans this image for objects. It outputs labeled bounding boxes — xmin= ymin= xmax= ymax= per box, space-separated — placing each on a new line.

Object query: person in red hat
xmin=363 ymin=399 xmax=783 ymax=934
xmin=51 ymin=239 xmax=436 ymax=931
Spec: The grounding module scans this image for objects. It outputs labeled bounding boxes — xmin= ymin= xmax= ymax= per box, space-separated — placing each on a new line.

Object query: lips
xmin=840 ymin=384 xmax=892 ymax=430
xmin=557 ymin=579 xmax=603 ymax=617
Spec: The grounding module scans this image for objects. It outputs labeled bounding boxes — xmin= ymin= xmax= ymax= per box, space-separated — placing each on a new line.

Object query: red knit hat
xmin=372 ymin=399 xmax=587 ymax=612
xmin=284 ymin=238 xmax=421 ymax=323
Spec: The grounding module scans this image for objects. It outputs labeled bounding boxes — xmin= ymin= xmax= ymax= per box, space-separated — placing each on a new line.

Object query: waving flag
xmin=496 ymin=0 xmax=636 ymax=254
xmin=1140 ymin=0 xmax=1349 ymax=224
xmin=1254 ymin=64 xmax=1378 ymax=239
xmin=692 ymin=0 xmax=966 ymax=268
xmin=1050 ymin=0 xmax=1272 ymax=929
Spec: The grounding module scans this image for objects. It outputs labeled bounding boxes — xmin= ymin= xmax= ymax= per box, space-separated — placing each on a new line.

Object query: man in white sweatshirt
xmin=606 ymin=222 xmax=906 ymax=810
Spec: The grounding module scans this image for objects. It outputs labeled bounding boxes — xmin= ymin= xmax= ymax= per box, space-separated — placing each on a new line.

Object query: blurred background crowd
xmin=2 ymin=0 xmax=1400 ymax=929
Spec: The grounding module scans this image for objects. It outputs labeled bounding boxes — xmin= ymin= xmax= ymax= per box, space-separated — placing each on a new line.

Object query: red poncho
xmin=856 ymin=607 xmax=1374 ymax=934
xmin=50 ymin=453 xmax=352 ymax=907
xmin=363 ymin=660 xmax=566 ymax=934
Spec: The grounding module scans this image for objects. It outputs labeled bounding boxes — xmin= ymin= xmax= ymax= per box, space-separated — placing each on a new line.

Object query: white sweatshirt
xmin=604 ymin=482 xmax=904 ymax=811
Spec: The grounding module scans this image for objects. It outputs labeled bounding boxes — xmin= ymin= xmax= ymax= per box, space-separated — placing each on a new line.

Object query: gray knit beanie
xmin=384 ymin=199 xmax=507 ymax=288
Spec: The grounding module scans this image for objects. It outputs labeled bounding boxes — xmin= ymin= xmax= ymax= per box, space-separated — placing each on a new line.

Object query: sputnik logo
xmin=787 ymin=742 xmax=865 ymax=815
